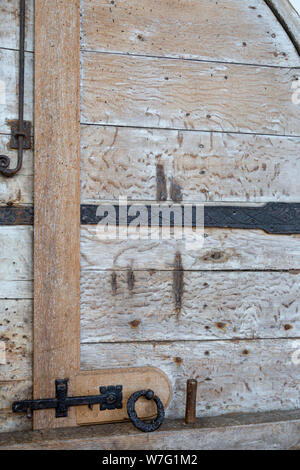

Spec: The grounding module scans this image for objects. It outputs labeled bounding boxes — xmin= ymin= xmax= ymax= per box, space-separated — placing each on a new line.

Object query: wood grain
xmin=81 ymin=271 xmax=300 ymax=343
xmin=0 ymin=227 xmax=33 ymax=281
xmin=75 ymin=368 xmax=172 ymax=425
xmin=0 ymin=299 xmax=32 ymax=382
xmin=0 ymin=49 xmax=33 ymax=135
xmin=0 ymin=281 xmax=32 ymax=299
xmin=81 ymin=0 xmax=300 ymax=67
xmin=265 ymin=0 xmax=300 ymax=56
xmin=34 ymin=0 xmax=81 ymax=430
xmin=81 ymin=53 xmax=300 ymax=135
xmin=0 ymin=0 xmax=34 ymax=51
xmin=0 ymin=411 xmax=31 ymax=433
xmin=81 ymin=339 xmax=300 ymax=419
xmin=81 ymin=126 xmax=300 ymax=203
xmin=81 ymin=226 xmax=300 ymax=271
xmin=1 ymin=411 xmax=300 ymax=449
xmin=0 ymin=136 xmax=33 ymax=205
xmin=0 ymin=380 xmax=32 ymax=410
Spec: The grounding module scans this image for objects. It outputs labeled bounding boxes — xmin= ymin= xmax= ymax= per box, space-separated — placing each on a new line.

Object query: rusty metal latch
xmin=12 ymin=379 xmax=123 ymax=419
xmin=127 ymin=389 xmax=165 ymax=432
xmin=0 ymin=0 xmax=31 ymax=177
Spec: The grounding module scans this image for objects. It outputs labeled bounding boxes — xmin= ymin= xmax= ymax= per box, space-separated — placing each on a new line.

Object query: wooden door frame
xmin=34 ymin=0 xmax=81 ymax=430
xmin=33 ymin=0 xmax=171 ymax=431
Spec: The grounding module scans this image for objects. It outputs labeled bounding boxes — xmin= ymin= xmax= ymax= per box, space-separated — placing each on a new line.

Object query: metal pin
xmin=26 ymin=408 xmax=32 ymax=419
xmin=185 ymin=379 xmax=197 ymax=424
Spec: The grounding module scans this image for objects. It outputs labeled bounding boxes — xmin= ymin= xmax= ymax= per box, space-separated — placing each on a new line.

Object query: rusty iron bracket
xmin=12 ymin=379 xmax=123 ymax=419
xmin=0 ymin=0 xmax=31 ymax=177
xmin=9 ymin=119 xmax=32 ymax=151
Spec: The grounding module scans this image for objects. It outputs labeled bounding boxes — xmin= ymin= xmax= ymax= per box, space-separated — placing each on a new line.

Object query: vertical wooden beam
xmin=34 ymin=0 xmax=80 ymax=429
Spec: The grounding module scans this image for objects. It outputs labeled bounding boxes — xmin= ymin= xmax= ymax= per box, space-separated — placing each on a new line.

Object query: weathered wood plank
xmin=0 ymin=410 xmax=300 ymax=449
xmin=0 ymin=281 xmax=32 ymax=299
xmin=0 ymin=49 xmax=33 ymax=135
xmin=81 ymin=0 xmax=300 ymax=67
xmin=81 ymin=271 xmax=300 ymax=343
xmin=80 ymin=226 xmax=300 ymax=271
xmin=0 ymin=411 xmax=31 ymax=433
xmin=34 ymin=0 xmax=81 ymax=430
xmin=0 ymin=300 xmax=32 ymax=381
xmin=0 ymin=227 xmax=32 ymax=281
xmin=0 ymin=380 xmax=32 ymax=410
xmin=81 ymin=339 xmax=300 ymax=419
xmin=265 ymin=0 xmax=300 ymax=57
xmin=0 ymin=0 xmax=34 ymax=51
xmin=81 ymin=53 xmax=299 ymax=135
xmin=1 ymin=411 xmax=300 ymax=449
xmin=0 ymin=135 xmax=33 ymax=205
xmin=81 ymin=126 xmax=300 ymax=203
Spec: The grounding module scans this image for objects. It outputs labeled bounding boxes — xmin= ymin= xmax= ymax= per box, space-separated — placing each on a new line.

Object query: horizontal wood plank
xmin=81 ymin=226 xmax=300 ymax=271
xmin=1 ymin=411 xmax=300 ymax=449
xmin=81 ymin=271 xmax=300 ymax=342
xmin=81 ymin=0 xmax=300 ymax=67
xmin=0 ymin=299 xmax=32 ymax=382
xmin=81 ymin=339 xmax=300 ymax=418
xmin=0 ymin=49 xmax=33 ymax=135
xmin=81 ymin=126 xmax=300 ymax=203
xmin=81 ymin=53 xmax=299 ymax=135
xmin=0 ymin=281 xmax=32 ymax=299
xmin=0 ymin=0 xmax=34 ymax=51
xmin=0 ymin=227 xmax=33 ymax=281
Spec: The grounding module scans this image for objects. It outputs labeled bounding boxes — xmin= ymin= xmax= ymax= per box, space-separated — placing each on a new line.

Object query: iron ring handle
xmin=127 ymin=389 xmax=165 ymax=433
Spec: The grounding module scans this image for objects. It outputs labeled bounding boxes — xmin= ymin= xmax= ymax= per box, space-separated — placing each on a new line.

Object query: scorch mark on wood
xmin=173 ymin=253 xmax=184 ymax=316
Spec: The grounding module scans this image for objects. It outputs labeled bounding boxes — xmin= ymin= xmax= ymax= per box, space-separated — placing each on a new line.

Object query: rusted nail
xmin=185 ymin=379 xmax=197 ymax=424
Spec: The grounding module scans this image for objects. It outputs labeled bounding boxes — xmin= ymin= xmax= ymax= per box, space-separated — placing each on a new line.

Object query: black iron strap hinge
xmin=12 ymin=379 xmax=123 ymax=419
xmin=0 ymin=0 xmax=31 ymax=177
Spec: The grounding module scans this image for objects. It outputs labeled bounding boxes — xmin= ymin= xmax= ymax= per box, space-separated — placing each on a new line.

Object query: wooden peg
xmin=185 ymin=379 xmax=197 ymax=424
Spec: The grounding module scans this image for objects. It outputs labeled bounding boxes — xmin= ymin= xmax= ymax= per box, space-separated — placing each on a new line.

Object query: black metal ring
xmin=127 ymin=389 xmax=165 ymax=433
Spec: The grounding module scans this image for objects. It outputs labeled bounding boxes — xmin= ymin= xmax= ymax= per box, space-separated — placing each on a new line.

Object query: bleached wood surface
xmin=81 ymin=271 xmax=300 ymax=342
xmin=81 ymin=53 xmax=300 ymax=135
xmin=0 ymin=49 xmax=33 ymax=135
xmin=81 ymin=126 xmax=300 ymax=203
xmin=81 ymin=0 xmax=300 ymax=67
xmin=0 ymin=136 xmax=33 ymax=205
xmin=0 ymin=227 xmax=33 ymax=281
xmin=0 ymin=299 xmax=32 ymax=382
xmin=81 ymin=226 xmax=300 ymax=271
xmin=81 ymin=339 xmax=300 ymax=418
xmin=0 ymin=0 xmax=34 ymax=51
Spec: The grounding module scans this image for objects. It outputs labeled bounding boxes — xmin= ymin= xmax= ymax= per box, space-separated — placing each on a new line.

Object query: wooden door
xmin=33 ymin=0 xmax=300 ymax=431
